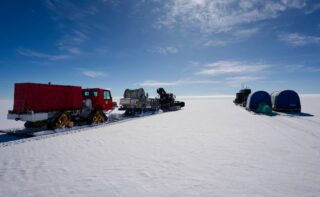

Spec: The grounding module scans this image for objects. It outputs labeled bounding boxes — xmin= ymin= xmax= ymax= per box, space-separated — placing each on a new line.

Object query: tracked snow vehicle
xmin=234 ymin=88 xmax=251 ymax=107
xmin=157 ymin=88 xmax=185 ymax=111
xmin=7 ymin=83 xmax=116 ymax=129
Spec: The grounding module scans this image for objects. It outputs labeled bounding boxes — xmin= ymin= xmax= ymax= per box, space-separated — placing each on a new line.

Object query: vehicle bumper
xmin=7 ymin=111 xmax=49 ymax=122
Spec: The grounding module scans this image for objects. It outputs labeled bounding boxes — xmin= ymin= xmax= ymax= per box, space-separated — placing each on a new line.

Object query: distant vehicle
xmin=119 ymin=88 xmax=185 ymax=115
xmin=234 ymin=88 xmax=251 ymax=107
xmin=7 ymin=83 xmax=116 ymax=129
xmin=157 ymin=88 xmax=185 ymax=111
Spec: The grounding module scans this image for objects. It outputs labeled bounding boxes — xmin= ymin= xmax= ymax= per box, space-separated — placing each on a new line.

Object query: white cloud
xmin=65 ymin=47 xmax=81 ymax=54
xmin=187 ymin=80 xmax=220 ymax=85
xmin=57 ymin=30 xmax=88 ymax=54
xmin=155 ymin=46 xmax=178 ymax=54
xmin=203 ymin=39 xmax=229 ymax=47
xmin=196 ymin=60 xmax=271 ymax=76
xmin=16 ymin=48 xmax=69 ymax=61
xmin=278 ymin=32 xmax=320 ymax=46
xmin=283 ymin=64 xmax=320 ymax=72
xmin=140 ymin=81 xmax=179 ymax=87
xmin=203 ymin=27 xmax=260 ymax=47
xmin=82 ymin=70 xmax=106 ymax=78
xmin=139 ymin=80 xmax=219 ymax=87
xmin=226 ymin=76 xmax=264 ymax=87
xmin=157 ymin=0 xmax=306 ymax=33
xmin=233 ymin=27 xmax=260 ymax=37
xmin=44 ymin=0 xmax=98 ymax=22
xmin=44 ymin=1 xmax=98 ymax=56
xmin=139 ymin=77 xmax=265 ymax=88
xmin=304 ymin=3 xmax=320 ymax=14
xmin=304 ymin=67 xmax=320 ymax=72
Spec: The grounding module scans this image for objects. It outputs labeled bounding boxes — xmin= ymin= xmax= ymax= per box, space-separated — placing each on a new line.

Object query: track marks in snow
xmin=267 ymin=115 xmax=320 ymax=155
xmin=277 ymin=115 xmax=320 ymax=139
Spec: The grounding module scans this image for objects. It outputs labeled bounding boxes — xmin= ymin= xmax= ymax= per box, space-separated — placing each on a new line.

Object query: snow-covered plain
xmin=0 ymin=96 xmax=320 ymax=196
xmin=0 ymin=100 xmax=24 ymax=130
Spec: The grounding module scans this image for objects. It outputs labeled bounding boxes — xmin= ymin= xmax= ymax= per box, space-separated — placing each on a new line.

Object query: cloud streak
xmin=154 ymin=46 xmax=178 ymax=54
xmin=278 ymin=32 xmax=320 ymax=46
xmin=16 ymin=48 xmax=70 ymax=61
xmin=81 ymin=70 xmax=106 ymax=78
xmin=226 ymin=76 xmax=264 ymax=87
xmin=196 ymin=60 xmax=271 ymax=76
xmin=43 ymin=1 xmax=105 ymax=56
xmin=203 ymin=27 xmax=260 ymax=47
xmin=58 ymin=30 xmax=88 ymax=54
xmin=44 ymin=0 xmax=98 ymax=22
xmin=139 ymin=80 xmax=220 ymax=87
xmin=304 ymin=2 xmax=320 ymax=14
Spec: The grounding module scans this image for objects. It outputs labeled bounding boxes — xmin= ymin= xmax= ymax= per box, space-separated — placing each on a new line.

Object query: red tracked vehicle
xmin=7 ymin=83 xmax=116 ymax=129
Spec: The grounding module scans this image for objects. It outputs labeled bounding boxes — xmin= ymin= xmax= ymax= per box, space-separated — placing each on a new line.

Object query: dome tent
xmin=246 ymin=91 xmax=272 ymax=114
xmin=271 ymin=90 xmax=301 ymax=112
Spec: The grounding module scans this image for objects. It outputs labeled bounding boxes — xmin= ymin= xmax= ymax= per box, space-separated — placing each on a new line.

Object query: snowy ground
xmin=0 ymin=96 xmax=320 ymax=196
xmin=0 ymin=100 xmax=24 ymax=130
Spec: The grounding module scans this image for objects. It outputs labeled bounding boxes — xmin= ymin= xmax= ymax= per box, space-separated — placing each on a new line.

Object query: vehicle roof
xmin=82 ymin=88 xmax=111 ymax=91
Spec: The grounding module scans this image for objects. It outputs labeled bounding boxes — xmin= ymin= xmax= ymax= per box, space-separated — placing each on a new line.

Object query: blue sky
xmin=0 ymin=0 xmax=320 ymax=98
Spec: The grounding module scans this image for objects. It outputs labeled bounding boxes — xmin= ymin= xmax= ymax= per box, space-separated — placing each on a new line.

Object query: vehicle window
xmin=104 ymin=91 xmax=111 ymax=100
xmin=92 ymin=91 xmax=98 ymax=97
xmin=83 ymin=91 xmax=90 ymax=97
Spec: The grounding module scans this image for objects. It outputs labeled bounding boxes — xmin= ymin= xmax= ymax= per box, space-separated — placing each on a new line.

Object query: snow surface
xmin=0 ymin=100 xmax=24 ymax=130
xmin=1 ymin=96 xmax=320 ymax=196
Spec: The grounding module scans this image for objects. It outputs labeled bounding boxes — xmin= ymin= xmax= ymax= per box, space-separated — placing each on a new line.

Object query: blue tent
xmin=246 ymin=91 xmax=272 ymax=111
xmin=271 ymin=90 xmax=301 ymax=112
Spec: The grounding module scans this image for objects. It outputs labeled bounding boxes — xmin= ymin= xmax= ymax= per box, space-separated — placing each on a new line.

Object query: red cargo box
xmin=13 ymin=83 xmax=83 ymax=114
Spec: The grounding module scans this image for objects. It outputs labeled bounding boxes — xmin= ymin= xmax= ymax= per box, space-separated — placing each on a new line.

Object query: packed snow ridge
xmin=1 ymin=96 xmax=320 ymax=197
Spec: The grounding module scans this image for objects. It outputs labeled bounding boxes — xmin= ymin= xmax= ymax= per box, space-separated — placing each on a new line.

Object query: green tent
xmin=256 ymin=102 xmax=273 ymax=115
